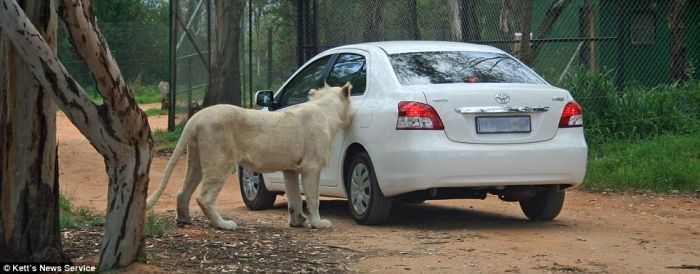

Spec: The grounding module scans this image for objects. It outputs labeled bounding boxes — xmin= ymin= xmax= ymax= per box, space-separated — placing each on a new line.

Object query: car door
xmin=264 ymin=50 xmax=370 ymax=189
xmin=262 ymin=54 xmax=335 ymax=184
xmin=318 ymin=51 xmax=369 ymax=187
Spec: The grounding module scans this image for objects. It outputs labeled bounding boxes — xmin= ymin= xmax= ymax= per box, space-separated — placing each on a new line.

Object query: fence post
xmin=615 ymin=1 xmax=626 ymax=92
xmin=248 ymin=0 xmax=253 ymax=108
xmin=267 ymin=27 xmax=273 ymax=89
xmin=187 ymin=57 xmax=192 ymax=118
xmin=168 ymin=0 xmax=178 ymax=131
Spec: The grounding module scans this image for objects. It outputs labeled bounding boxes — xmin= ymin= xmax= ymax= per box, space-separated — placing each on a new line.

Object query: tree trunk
xmin=203 ymin=0 xmax=244 ymax=107
xmin=668 ymin=0 xmax=687 ymax=83
xmin=448 ymin=0 xmax=462 ymax=41
xmin=267 ymin=27 xmax=273 ymax=89
xmin=459 ymin=0 xmax=480 ymax=41
xmin=499 ymin=0 xmax=516 ymax=53
xmin=526 ymin=0 xmax=574 ymax=64
xmin=0 ymin=0 xmax=154 ymax=269
xmin=0 ymin=0 xmax=70 ymax=263
xmin=521 ymin=0 xmax=534 ymax=64
xmin=362 ymin=0 xmax=382 ymax=42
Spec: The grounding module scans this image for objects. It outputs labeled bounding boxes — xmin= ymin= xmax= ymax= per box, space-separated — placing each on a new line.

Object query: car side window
xmin=278 ymin=56 xmax=332 ymax=108
xmin=326 ymin=53 xmax=366 ymax=96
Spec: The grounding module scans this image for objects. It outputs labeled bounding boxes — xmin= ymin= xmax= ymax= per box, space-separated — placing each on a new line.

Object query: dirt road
xmin=57 ymin=108 xmax=699 ymax=273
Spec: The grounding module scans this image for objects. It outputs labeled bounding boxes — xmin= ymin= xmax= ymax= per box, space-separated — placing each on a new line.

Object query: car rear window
xmin=389 ymin=51 xmax=546 ymax=85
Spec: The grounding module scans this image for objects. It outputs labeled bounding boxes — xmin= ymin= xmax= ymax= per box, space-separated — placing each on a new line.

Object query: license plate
xmin=476 ymin=116 xmax=531 ymax=134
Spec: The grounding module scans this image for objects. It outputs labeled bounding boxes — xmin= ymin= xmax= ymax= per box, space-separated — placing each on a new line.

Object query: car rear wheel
xmin=519 ymin=186 xmax=565 ymax=221
xmin=239 ymin=166 xmax=276 ymax=210
xmin=346 ymin=152 xmax=392 ymax=225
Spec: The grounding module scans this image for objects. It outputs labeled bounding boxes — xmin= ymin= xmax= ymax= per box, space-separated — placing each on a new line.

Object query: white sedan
xmin=240 ymin=41 xmax=587 ymax=225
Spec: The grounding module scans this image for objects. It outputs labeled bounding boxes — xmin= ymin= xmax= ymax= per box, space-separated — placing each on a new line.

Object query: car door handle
xmin=455 ymin=106 xmax=550 ymax=114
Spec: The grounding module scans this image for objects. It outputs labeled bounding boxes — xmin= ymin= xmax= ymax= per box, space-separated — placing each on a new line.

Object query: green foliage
xmin=132 ymin=85 xmax=164 ymax=104
xmin=561 ymin=68 xmax=700 ymax=145
xmin=59 ymin=0 xmax=169 ymax=88
xmin=153 ymin=123 xmax=185 ymax=153
xmin=59 ymin=195 xmax=104 ymax=230
xmin=583 ymin=134 xmax=700 ymax=193
xmin=145 ymin=212 xmax=173 ymax=238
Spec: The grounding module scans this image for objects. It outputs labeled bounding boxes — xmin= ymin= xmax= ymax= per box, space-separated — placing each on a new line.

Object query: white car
xmin=240 ymin=41 xmax=587 ymax=225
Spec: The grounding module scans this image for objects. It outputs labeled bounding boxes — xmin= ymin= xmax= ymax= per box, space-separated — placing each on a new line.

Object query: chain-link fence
xmin=244 ymin=0 xmax=699 ymax=143
xmin=60 ymin=0 xmax=698 ymax=140
xmin=170 ymin=0 xmax=211 ymax=130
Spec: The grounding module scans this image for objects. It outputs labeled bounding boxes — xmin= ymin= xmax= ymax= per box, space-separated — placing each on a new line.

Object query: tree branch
xmin=57 ymin=0 xmax=150 ymax=143
xmin=0 ymin=0 xmax=112 ymax=154
xmin=526 ymin=0 xmax=573 ymax=64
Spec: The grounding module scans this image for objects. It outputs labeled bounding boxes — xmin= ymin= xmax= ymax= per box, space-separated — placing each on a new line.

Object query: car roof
xmin=331 ymin=40 xmax=507 ymax=55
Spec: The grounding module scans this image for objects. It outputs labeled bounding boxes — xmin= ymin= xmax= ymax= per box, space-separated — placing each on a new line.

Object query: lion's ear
xmin=341 ymin=82 xmax=352 ymax=98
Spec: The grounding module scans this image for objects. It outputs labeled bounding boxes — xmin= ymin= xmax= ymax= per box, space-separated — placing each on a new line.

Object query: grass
xmin=60 ymin=195 xmax=173 ymax=236
xmin=145 ymin=212 xmax=173 ymax=238
xmin=86 ymin=84 xmax=164 ymax=105
xmin=153 ymin=122 xmax=184 ymax=153
xmin=59 ymin=195 xmax=104 ymax=230
xmin=144 ymin=107 xmax=168 ymax=116
xmin=583 ymin=134 xmax=700 ymax=193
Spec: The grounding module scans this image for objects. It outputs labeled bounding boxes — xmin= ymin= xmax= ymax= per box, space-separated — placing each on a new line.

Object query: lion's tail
xmin=146 ymin=120 xmax=197 ymax=211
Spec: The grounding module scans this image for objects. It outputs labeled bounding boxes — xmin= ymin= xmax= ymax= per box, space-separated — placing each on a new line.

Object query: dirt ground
xmin=57 ymin=106 xmax=699 ymax=273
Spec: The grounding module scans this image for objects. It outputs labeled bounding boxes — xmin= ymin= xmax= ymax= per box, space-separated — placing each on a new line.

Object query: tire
xmin=519 ymin=186 xmax=565 ymax=221
xmin=345 ymin=152 xmax=392 ymax=225
xmin=239 ymin=166 xmax=276 ymax=210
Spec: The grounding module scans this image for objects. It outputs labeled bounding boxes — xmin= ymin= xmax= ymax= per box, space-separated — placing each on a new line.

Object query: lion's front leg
xmin=284 ymin=170 xmax=306 ymax=227
xmin=301 ymin=168 xmax=331 ymax=229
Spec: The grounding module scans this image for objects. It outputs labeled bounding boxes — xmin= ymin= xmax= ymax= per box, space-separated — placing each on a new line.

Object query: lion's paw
xmin=289 ymin=212 xmax=307 ymax=227
xmin=310 ymin=219 xmax=332 ymax=229
xmin=215 ymin=220 xmax=238 ymax=230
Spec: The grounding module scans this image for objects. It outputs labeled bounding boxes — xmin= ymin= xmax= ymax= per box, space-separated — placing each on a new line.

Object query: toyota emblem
xmin=495 ymin=93 xmax=511 ymax=104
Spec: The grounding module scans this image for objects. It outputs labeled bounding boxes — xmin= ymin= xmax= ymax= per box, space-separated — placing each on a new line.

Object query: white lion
xmin=146 ymin=83 xmax=353 ymax=230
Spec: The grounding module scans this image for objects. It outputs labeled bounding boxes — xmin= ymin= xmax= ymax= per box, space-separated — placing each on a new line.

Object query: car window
xmin=389 ymin=51 xmax=545 ymax=85
xmin=278 ymin=55 xmax=332 ymax=108
xmin=326 ymin=53 xmax=366 ymax=95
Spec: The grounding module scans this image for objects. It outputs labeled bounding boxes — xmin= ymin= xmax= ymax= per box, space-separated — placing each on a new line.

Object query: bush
xmin=561 ymin=68 xmax=700 ymax=144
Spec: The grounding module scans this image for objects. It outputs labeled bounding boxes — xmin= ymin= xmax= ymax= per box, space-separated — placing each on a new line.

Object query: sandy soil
xmin=57 ymin=107 xmax=699 ymax=273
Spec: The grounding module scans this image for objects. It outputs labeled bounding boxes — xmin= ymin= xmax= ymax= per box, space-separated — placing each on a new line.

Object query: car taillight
xmin=559 ymin=101 xmax=583 ymax=128
xmin=396 ymin=101 xmax=444 ymax=130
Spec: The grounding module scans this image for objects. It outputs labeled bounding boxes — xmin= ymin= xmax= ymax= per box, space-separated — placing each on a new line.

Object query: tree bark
xmin=459 ymin=0 xmax=480 ymax=41
xmin=203 ymin=0 xmax=244 ymax=107
xmin=526 ymin=0 xmax=574 ymax=64
xmin=668 ymin=0 xmax=687 ymax=83
xmin=0 ymin=0 xmax=154 ymax=269
xmin=0 ymin=0 xmax=70 ymax=263
xmin=499 ymin=0 xmax=516 ymax=53
xmin=448 ymin=0 xmax=462 ymax=41
xmin=362 ymin=0 xmax=382 ymax=42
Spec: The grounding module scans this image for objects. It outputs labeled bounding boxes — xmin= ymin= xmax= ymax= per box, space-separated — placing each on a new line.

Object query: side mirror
xmin=255 ymin=90 xmax=274 ymax=107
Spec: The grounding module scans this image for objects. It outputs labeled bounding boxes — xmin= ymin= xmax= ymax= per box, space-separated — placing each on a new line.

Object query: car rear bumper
xmin=366 ymin=128 xmax=588 ymax=197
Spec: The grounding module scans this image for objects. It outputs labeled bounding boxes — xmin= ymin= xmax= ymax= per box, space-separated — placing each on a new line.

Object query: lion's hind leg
xmin=284 ymin=170 xmax=306 ymax=227
xmin=175 ymin=143 xmax=202 ymax=225
xmin=196 ymin=140 xmax=237 ymax=230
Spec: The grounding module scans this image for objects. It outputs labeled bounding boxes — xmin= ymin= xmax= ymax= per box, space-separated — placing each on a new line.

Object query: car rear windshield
xmin=389 ymin=51 xmax=546 ymax=85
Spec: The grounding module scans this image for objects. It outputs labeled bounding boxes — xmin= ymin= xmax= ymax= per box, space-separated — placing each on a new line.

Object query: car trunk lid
xmin=414 ymin=83 xmax=570 ymax=144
